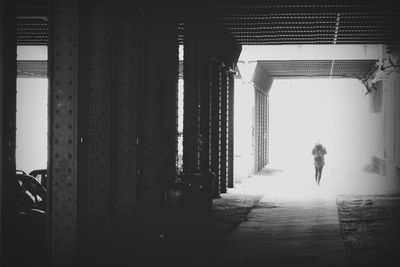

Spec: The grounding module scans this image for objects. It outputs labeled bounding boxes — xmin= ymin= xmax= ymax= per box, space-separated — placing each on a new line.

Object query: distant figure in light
xmin=312 ymin=142 xmax=327 ymax=186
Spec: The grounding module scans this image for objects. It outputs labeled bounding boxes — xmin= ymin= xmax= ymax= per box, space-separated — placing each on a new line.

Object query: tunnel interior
xmin=2 ymin=0 xmax=400 ymax=266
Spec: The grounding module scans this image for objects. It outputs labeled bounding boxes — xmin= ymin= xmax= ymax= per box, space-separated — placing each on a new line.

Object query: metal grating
xmin=178 ymin=0 xmax=400 ymax=46
xmin=16 ymin=1 xmax=400 ymax=46
xmin=256 ymin=59 xmax=378 ymax=79
xmin=17 ymin=17 xmax=48 ymax=45
xmin=16 ymin=0 xmax=48 ymax=46
xmin=17 ymin=60 xmax=47 ymax=78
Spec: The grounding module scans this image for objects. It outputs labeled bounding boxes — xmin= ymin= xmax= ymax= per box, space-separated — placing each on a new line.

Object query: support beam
xmin=199 ymin=54 xmax=211 ymax=173
xmin=84 ymin=1 xmax=112 ymax=264
xmin=1 ymin=1 xmax=17 ymax=265
xmin=183 ymin=13 xmax=201 ymax=173
xmin=210 ymin=59 xmax=221 ymax=197
xmin=227 ymin=73 xmax=235 ymax=188
xmin=0 ymin=5 xmax=3 ymax=262
xmin=111 ymin=7 xmax=138 ymax=229
xmin=140 ymin=9 xmax=179 ymax=221
xmin=48 ymin=1 xmax=79 ymax=265
xmin=265 ymin=94 xmax=270 ymax=164
xmin=220 ymin=69 xmax=228 ymax=193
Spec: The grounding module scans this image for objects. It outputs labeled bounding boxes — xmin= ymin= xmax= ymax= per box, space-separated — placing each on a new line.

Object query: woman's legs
xmin=317 ymin=166 xmax=323 ymax=185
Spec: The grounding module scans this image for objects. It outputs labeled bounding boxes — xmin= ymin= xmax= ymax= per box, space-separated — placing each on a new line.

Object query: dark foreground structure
xmin=1 ymin=0 xmax=400 ymax=266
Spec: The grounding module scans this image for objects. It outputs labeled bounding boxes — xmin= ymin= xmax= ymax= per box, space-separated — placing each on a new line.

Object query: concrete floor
xmin=213 ymin=167 xmax=400 ymax=266
xmin=217 ymin=197 xmax=347 ymax=266
xmin=137 ymin=167 xmax=400 ymax=266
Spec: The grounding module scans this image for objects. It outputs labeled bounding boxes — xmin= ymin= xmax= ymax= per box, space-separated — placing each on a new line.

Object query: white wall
xmin=384 ymin=70 xmax=400 ymax=179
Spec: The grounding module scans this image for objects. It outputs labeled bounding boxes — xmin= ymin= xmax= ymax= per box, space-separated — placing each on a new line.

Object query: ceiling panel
xmin=255 ymin=60 xmax=378 ymax=79
xmin=15 ymin=0 xmax=400 ymax=46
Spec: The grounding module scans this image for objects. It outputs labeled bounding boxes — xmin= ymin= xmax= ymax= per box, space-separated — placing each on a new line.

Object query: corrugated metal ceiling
xmin=180 ymin=0 xmax=400 ymax=46
xmin=16 ymin=0 xmax=400 ymax=46
xmin=17 ymin=0 xmax=48 ymax=46
xmin=255 ymin=60 xmax=378 ymax=79
xmin=211 ymin=3 xmax=400 ymax=45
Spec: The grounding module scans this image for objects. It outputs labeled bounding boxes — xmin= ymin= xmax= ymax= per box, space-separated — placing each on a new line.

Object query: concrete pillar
xmin=1 ymin=1 xmax=17 ymax=265
xmin=383 ymin=45 xmax=400 ymax=180
xmin=48 ymin=1 xmax=79 ymax=265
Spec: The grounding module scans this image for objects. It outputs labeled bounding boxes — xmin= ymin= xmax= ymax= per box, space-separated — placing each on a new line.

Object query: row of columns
xmin=1 ymin=2 xmax=240 ymax=266
xmin=49 ymin=1 xmax=180 ymax=265
xmin=1 ymin=0 xmax=179 ymax=266
xmin=183 ymin=11 xmax=240 ymax=196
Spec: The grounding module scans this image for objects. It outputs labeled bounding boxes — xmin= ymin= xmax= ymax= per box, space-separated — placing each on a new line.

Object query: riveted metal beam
xmin=84 ymin=1 xmax=111 ymax=264
xmin=266 ymin=94 xmax=270 ymax=165
xmin=227 ymin=73 xmax=235 ymax=188
xmin=0 ymin=5 xmax=3 ymax=261
xmin=111 ymin=9 xmax=138 ymax=227
xmin=140 ymin=9 xmax=179 ymax=220
xmin=183 ymin=13 xmax=201 ymax=173
xmin=1 ymin=1 xmax=17 ymax=265
xmin=48 ymin=0 xmax=79 ymax=265
xmin=220 ymin=69 xmax=228 ymax=193
xmin=261 ymin=91 xmax=263 ymax=169
xmin=199 ymin=55 xmax=212 ymax=173
xmin=254 ymin=89 xmax=259 ymax=172
xmin=210 ymin=59 xmax=221 ymax=197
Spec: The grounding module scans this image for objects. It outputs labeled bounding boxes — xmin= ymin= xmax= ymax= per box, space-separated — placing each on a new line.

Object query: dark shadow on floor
xmin=133 ymin=193 xmax=263 ymax=266
xmin=337 ymin=194 xmax=400 ymax=267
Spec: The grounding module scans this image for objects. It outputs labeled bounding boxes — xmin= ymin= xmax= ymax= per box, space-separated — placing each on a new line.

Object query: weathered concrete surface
xmin=214 ymin=167 xmax=400 ymax=266
xmin=217 ymin=197 xmax=347 ymax=266
xmin=337 ymin=194 xmax=400 ymax=267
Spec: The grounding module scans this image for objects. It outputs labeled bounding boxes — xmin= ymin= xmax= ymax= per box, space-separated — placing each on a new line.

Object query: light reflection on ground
xmin=230 ymin=166 xmax=400 ymax=201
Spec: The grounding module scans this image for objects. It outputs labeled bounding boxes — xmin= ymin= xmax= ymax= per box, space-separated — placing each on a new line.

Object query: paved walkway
xmin=216 ymin=168 xmax=350 ymax=266
xmin=217 ymin=197 xmax=347 ymax=266
xmin=215 ymin=165 xmax=400 ymax=266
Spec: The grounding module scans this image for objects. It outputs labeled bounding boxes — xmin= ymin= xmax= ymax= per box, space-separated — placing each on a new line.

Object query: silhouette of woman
xmin=312 ymin=142 xmax=327 ymax=186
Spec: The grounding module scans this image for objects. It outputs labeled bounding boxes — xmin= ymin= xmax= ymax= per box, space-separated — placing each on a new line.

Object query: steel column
xmin=0 ymin=6 xmax=3 ymax=261
xmin=260 ymin=91 xmax=263 ymax=169
xmin=266 ymin=94 xmax=270 ymax=164
xmin=112 ymin=11 xmax=138 ymax=226
xmin=199 ymin=57 xmax=212 ymax=173
xmin=1 ymin=1 xmax=17 ymax=265
xmin=227 ymin=73 xmax=235 ymax=188
xmin=85 ymin=2 xmax=111 ymax=264
xmin=140 ymin=10 xmax=179 ymax=219
xmin=183 ymin=14 xmax=201 ymax=173
xmin=48 ymin=0 xmax=79 ymax=265
xmin=220 ymin=69 xmax=228 ymax=193
xmin=256 ymin=90 xmax=259 ymax=171
xmin=210 ymin=59 xmax=221 ymax=197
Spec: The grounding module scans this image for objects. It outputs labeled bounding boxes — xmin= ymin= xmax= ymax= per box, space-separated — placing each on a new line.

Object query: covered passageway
xmin=1 ymin=0 xmax=400 ymax=266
